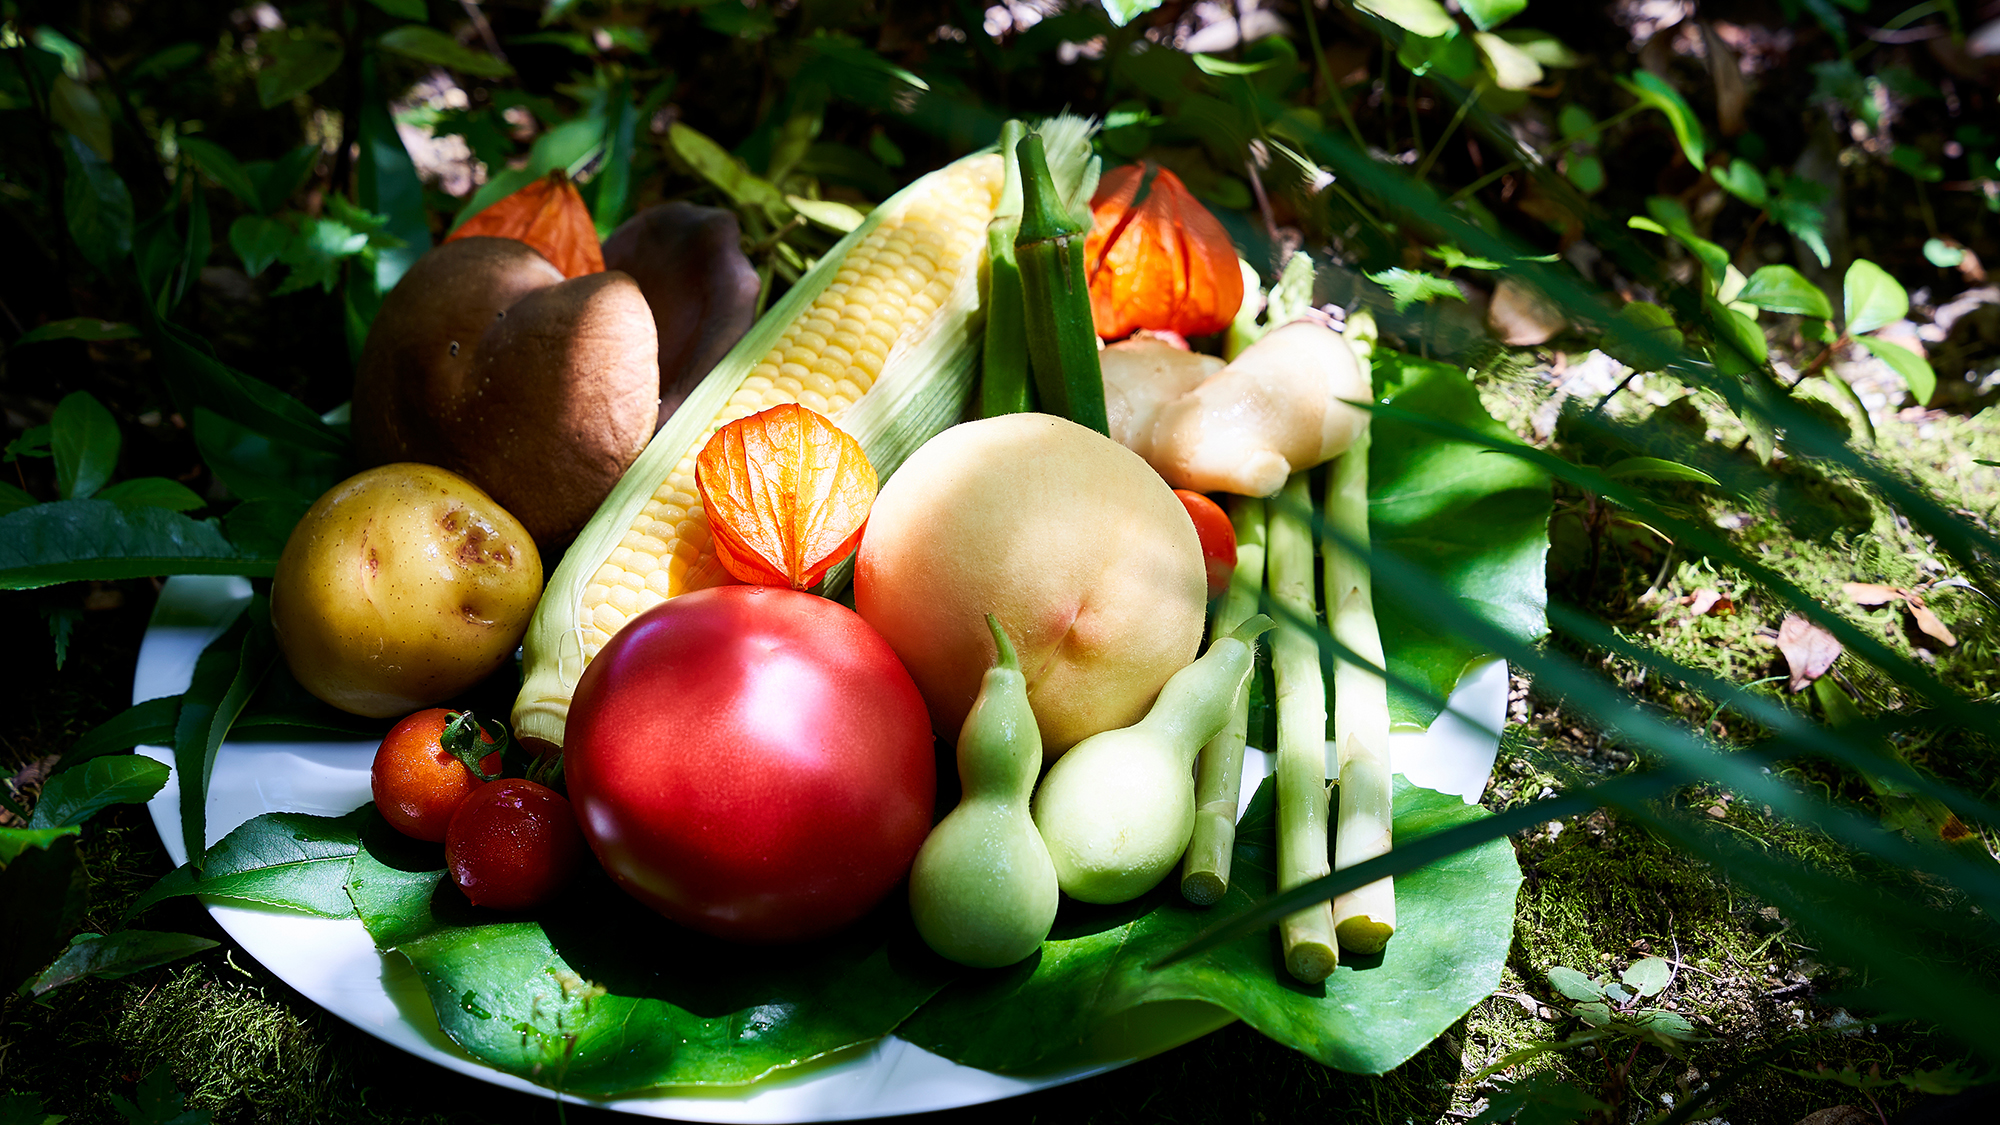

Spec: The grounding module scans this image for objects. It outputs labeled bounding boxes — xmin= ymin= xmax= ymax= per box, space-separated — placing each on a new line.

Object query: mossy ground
xmin=6 ymin=357 xmax=1996 ymax=1124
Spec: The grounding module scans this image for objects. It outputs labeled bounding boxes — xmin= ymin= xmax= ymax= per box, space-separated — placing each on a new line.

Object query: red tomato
xmin=371 ymin=709 xmax=502 ymax=842
xmin=1175 ymin=489 xmax=1237 ymax=599
xmin=446 ymin=778 xmax=583 ymax=910
xmin=564 ymin=585 xmax=936 ymax=944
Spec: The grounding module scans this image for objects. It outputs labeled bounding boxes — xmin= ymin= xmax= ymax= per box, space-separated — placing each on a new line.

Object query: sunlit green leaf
xmin=1844 ymin=258 xmax=1908 ymax=335
xmin=1924 ymin=239 xmax=1967 ymax=268
xmin=1618 ymin=71 xmax=1706 ymax=167
xmin=1714 ymin=157 xmax=1768 ymax=207
xmin=669 ymin=122 xmax=789 ymax=213
xmin=272 ymin=217 xmax=369 ymax=295
xmin=1474 ymin=32 xmax=1543 ymax=92
xmin=1102 ymin=0 xmax=1166 ymax=27
xmin=1397 ymin=28 xmax=1481 ymax=82
xmin=1368 ymin=268 xmax=1465 ymax=312
xmin=1738 ymin=264 xmax=1834 ymax=318
xmin=1604 ymin=457 xmax=1720 ymax=485
xmin=1493 ymin=29 xmax=1582 ymax=67
xmin=1853 ymin=336 xmax=1937 ymax=406
xmin=1460 ymin=0 xmax=1528 ymax=31
xmin=1564 ymin=154 xmax=1604 ymax=195
xmin=1357 ymin=0 xmax=1456 ymax=38
xmin=1193 ymin=54 xmax=1278 ymax=77
xmin=786 ymin=195 xmax=866 ymax=233
xmin=0 ymin=824 xmax=81 ymax=865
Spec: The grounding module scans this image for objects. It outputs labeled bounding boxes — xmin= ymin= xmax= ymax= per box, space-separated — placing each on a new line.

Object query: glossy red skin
xmin=564 ymin=585 xmax=935 ymax=943
xmin=445 ymin=778 xmax=583 ymax=910
xmin=370 ymin=709 xmax=502 ymax=842
xmin=1175 ymin=489 xmax=1238 ymax=599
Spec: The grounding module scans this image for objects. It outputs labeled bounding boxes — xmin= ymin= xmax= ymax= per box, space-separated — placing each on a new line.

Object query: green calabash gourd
xmin=1032 ymin=614 xmax=1276 ymax=904
xmin=908 ymin=616 xmax=1060 ymax=967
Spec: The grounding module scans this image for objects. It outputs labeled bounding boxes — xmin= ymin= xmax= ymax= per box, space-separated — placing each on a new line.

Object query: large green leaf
xmin=52 ymin=391 xmax=120 ymax=501
xmin=1854 ymin=335 xmax=1937 ymax=406
xmin=377 ymin=26 xmax=514 ymax=79
xmin=1618 ymin=71 xmax=1706 ymax=167
xmin=132 ymin=809 xmax=365 ymax=918
xmin=63 ymin=134 xmax=134 ymax=268
xmin=0 ymin=500 xmax=276 ymax=590
xmin=173 ymin=598 xmax=276 ymax=868
xmin=1371 ymin=352 xmax=1551 ymax=727
xmin=27 ymin=755 xmax=170 ymax=829
xmin=1844 ymin=258 xmax=1909 ymax=335
xmin=900 ymin=779 xmax=1519 ymax=1074
xmin=1737 ymin=264 xmax=1833 ymax=319
xmin=344 ymin=822 xmax=958 ymax=1096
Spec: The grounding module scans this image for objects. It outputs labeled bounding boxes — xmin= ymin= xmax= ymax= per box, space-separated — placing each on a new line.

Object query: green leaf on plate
xmin=52 ymin=391 xmax=121 ymax=501
xmin=0 ymin=499 xmax=278 ymax=590
xmin=29 ymin=929 xmax=219 ymax=995
xmin=28 ymin=754 xmax=170 ymax=829
xmin=1371 ymin=352 xmax=1551 ymax=727
xmin=256 ymin=26 xmax=344 ymax=108
xmin=172 ymin=598 xmax=277 ymax=869
xmin=1844 ymin=258 xmax=1908 ymax=336
xmin=1853 ymin=335 xmax=1937 ymax=406
xmin=378 ymin=25 xmax=515 ymax=79
xmin=132 ymin=809 xmax=365 ymax=918
xmin=15 ymin=317 xmax=141 ymax=346
xmin=345 ymin=818 xmax=958 ymax=1096
xmin=1737 ymin=264 xmax=1833 ymax=319
xmin=901 ymin=779 xmax=1520 ymax=1075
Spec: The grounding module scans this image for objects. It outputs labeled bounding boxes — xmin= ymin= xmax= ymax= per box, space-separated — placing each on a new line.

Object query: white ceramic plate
xmin=137 ymin=575 xmax=1506 ymax=1121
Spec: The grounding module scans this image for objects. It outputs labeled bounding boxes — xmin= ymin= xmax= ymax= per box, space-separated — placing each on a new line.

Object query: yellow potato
xmin=854 ymin=414 xmax=1206 ymax=761
xmin=271 ymin=464 xmax=543 ymax=717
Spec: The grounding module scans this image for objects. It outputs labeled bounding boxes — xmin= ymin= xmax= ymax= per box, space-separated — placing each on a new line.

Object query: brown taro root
xmin=601 ymin=202 xmax=760 ymax=427
xmin=352 ymin=237 xmax=659 ymax=550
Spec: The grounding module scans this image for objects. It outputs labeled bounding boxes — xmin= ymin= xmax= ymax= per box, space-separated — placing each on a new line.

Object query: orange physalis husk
xmin=694 ymin=404 xmax=879 ymax=591
xmin=445 ymin=170 xmax=605 ymax=278
xmin=1084 ymin=163 xmax=1244 ymax=341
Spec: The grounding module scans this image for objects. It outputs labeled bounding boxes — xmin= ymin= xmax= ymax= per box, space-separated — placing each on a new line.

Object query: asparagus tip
xmin=1284 ymin=941 xmax=1338 ymax=984
xmin=1180 ymin=871 xmax=1227 ymax=906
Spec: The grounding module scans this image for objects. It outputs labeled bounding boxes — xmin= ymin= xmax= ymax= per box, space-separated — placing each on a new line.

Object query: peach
xmin=854 ymin=414 xmax=1206 ymax=761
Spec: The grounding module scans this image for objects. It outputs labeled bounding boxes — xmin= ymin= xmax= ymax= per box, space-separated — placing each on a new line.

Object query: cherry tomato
xmin=370 ymin=709 xmax=502 ymax=842
xmin=1174 ymin=489 xmax=1237 ymax=599
xmin=564 ymin=585 xmax=935 ymax=944
xmin=445 ymin=778 xmax=584 ymax=911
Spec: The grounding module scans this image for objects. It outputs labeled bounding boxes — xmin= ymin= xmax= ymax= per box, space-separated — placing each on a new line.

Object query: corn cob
xmin=513 ymin=121 xmax=1097 ymax=751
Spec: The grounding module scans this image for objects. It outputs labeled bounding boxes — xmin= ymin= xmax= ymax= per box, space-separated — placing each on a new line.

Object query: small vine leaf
xmin=1574 ymin=1000 xmax=1614 ymax=1027
xmin=1621 ymin=955 xmax=1672 ymax=997
xmin=1547 ymin=964 xmax=1603 ymax=1002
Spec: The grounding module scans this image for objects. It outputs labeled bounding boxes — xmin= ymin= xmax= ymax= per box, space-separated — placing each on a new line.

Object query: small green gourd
xmin=908 ymin=615 xmax=1059 ymax=968
xmin=1031 ymin=614 xmax=1276 ymax=904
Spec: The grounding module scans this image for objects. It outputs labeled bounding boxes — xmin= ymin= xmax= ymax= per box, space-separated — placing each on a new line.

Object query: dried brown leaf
xmin=1841 ymin=582 xmax=1906 ymax=606
xmin=1777 ymin=613 xmax=1843 ymax=693
xmin=1905 ymin=595 xmax=1960 ymax=648
xmin=1681 ymin=588 xmax=1734 ymax=616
